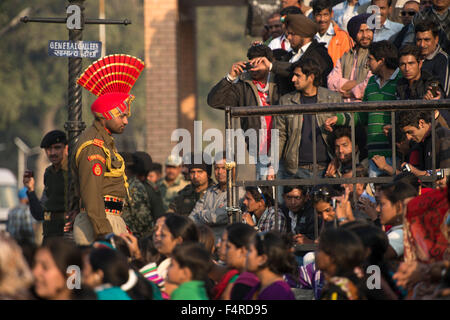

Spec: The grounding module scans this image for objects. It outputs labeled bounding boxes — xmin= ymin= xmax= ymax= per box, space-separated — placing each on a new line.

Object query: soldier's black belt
xmin=104 ymin=200 xmax=124 ymax=211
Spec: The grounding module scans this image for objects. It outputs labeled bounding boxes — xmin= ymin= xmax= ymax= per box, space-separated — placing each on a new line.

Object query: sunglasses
xmin=312 ymin=188 xmax=330 ymax=197
xmin=401 ymin=10 xmax=417 ymax=16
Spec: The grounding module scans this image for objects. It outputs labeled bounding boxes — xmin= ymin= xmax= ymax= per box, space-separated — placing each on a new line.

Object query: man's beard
xmin=358 ymin=38 xmax=372 ymax=49
xmin=340 ymin=153 xmax=353 ymax=165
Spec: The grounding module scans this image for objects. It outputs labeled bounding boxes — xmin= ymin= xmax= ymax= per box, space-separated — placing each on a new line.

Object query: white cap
xmin=165 ymin=154 xmax=183 ymax=167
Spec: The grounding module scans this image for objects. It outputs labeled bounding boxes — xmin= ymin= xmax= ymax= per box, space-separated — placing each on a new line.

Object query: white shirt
xmin=373 ymin=19 xmax=404 ymax=42
xmin=332 ymin=0 xmax=371 ymax=32
xmin=268 ymin=34 xmax=292 ymax=52
xmin=288 ymin=210 xmax=297 ymax=233
xmin=290 ymin=41 xmax=313 ymax=63
xmin=386 ymin=225 xmax=404 ymax=257
xmin=314 ymin=23 xmax=335 ymax=48
xmin=157 ymin=257 xmax=171 ymax=284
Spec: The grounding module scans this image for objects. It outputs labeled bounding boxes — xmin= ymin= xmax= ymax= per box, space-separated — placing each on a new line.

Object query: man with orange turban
xmin=71 ymin=54 xmax=145 ymax=245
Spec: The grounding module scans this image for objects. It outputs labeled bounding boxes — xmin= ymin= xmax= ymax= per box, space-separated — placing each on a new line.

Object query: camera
xmin=429 ymin=80 xmax=439 ymax=97
xmin=244 ymin=62 xmax=254 ymax=71
xmin=402 ymin=164 xmax=411 ymax=173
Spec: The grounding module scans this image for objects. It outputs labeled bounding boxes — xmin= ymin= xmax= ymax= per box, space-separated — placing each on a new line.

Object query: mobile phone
xmin=402 ymin=164 xmax=411 ymax=173
xmin=429 ymin=81 xmax=439 ymax=97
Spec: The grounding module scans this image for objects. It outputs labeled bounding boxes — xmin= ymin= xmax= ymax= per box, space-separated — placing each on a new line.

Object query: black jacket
xmin=422 ymin=127 xmax=450 ymax=170
xmin=271 ymin=39 xmax=334 ymax=95
xmin=396 ymin=70 xmax=445 ymax=100
xmin=281 ymin=201 xmax=318 ymax=240
xmin=207 ymin=73 xmax=280 ymax=150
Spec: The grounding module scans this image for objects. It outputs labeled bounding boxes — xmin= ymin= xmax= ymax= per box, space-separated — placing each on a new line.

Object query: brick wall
xmin=144 ymin=0 xmax=182 ymax=165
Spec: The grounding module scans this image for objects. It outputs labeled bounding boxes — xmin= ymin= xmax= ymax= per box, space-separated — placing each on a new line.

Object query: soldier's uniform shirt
xmin=166 ymin=180 xmax=212 ymax=216
xmin=157 ymin=175 xmax=190 ymax=213
xmin=122 ymin=176 xmax=164 ymax=239
xmin=72 ymin=120 xmax=129 ymax=240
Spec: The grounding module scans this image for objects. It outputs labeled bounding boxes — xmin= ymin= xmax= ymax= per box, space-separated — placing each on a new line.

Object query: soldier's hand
xmin=64 ymin=210 xmax=79 ymax=233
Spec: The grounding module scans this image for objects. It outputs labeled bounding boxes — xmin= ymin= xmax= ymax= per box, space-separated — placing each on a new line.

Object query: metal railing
xmin=224 ymin=98 xmax=450 ymax=253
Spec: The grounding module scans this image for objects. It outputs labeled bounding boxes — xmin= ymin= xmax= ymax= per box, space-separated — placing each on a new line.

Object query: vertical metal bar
xmin=66 ymin=0 xmax=86 ymax=215
xmin=233 ymin=117 xmax=238 ymax=223
xmin=274 ymin=184 xmax=279 ymax=231
xmin=312 ymin=114 xmax=318 ymax=178
xmin=431 ymin=110 xmax=436 ymax=188
xmin=350 ymin=112 xmax=357 ymax=203
xmin=314 ymin=207 xmax=318 ymax=240
xmin=225 ymin=106 xmax=233 ymax=224
xmin=391 ymin=111 xmax=397 ymax=175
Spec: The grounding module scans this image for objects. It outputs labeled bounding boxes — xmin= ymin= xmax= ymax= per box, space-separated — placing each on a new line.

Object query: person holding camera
xmin=396 ymin=44 xmax=445 ymax=101
xmin=207 ymin=44 xmax=279 ymax=179
xmin=23 ymin=130 xmax=68 ymax=243
xmin=415 ymin=20 xmax=450 ymax=98
xmin=396 ymin=110 xmax=450 ymax=177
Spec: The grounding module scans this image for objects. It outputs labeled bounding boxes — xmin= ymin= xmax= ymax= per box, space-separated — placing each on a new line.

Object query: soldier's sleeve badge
xmin=92 ymin=163 xmax=103 ymax=176
xmin=88 ymin=154 xmax=106 ymax=164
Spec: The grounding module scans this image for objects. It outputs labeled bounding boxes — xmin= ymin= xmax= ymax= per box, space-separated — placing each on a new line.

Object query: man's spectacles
xmin=401 ymin=10 xmax=417 ymax=16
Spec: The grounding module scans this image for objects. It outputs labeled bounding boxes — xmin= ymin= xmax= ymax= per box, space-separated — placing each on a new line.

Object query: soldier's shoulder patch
xmin=88 ymin=154 xmax=106 ymax=164
xmin=92 ymin=163 xmax=103 ymax=176
xmin=92 ymin=139 xmax=104 ymax=148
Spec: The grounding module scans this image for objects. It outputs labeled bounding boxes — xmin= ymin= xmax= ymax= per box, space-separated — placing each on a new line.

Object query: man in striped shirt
xmin=362 ymin=40 xmax=402 ymax=177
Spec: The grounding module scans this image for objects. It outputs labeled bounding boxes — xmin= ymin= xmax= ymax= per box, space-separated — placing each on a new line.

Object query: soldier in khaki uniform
xmin=71 ymin=54 xmax=145 ymax=245
xmin=157 ymin=155 xmax=190 ymax=213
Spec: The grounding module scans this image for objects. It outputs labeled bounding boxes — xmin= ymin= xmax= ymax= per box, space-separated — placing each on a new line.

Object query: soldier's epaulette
xmin=93 ymin=139 xmax=104 ymax=148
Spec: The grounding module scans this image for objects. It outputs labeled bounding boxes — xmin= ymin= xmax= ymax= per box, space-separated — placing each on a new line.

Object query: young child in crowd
xmin=167 ymin=242 xmax=212 ymax=300
xmin=82 ymin=247 xmax=131 ymax=300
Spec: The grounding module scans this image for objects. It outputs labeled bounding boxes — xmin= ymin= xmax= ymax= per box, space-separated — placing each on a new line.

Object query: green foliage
xmin=197 ymin=6 xmax=259 ymax=132
xmin=0 ymin=1 xmax=257 ymax=174
xmin=0 ymin=0 xmax=145 ymax=172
